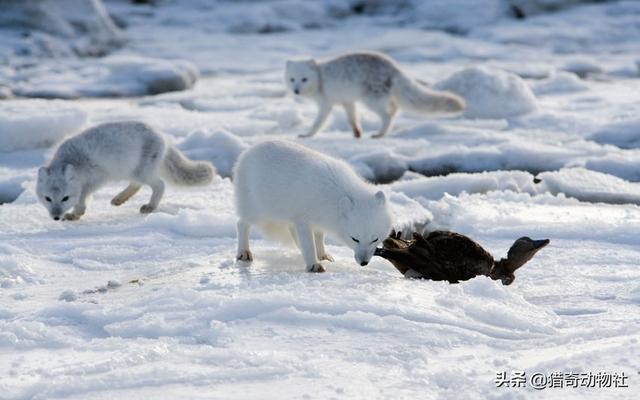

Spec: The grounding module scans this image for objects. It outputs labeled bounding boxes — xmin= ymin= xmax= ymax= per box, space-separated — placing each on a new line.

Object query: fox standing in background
xmin=36 ymin=121 xmax=215 ymax=221
xmin=285 ymin=51 xmax=465 ymax=138
xmin=234 ymin=140 xmax=393 ymax=272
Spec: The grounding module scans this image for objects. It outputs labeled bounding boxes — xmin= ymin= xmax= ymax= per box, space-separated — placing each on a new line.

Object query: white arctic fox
xmin=285 ymin=51 xmax=465 ymax=138
xmin=36 ymin=121 xmax=215 ymax=221
xmin=234 ymin=140 xmax=393 ymax=272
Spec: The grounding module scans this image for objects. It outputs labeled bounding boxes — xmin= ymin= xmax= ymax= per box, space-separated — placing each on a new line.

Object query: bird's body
xmin=375 ymin=231 xmax=549 ymax=285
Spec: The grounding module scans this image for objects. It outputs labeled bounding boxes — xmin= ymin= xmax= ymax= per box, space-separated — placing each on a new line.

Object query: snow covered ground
xmin=1 ymin=1 xmax=640 ymax=398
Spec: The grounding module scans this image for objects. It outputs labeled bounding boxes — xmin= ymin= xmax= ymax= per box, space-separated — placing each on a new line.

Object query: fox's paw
xmin=319 ymin=253 xmax=334 ymax=262
xmin=139 ymin=204 xmax=156 ymax=214
xmin=237 ymin=250 xmax=253 ymax=262
xmin=298 ymin=132 xmax=315 ymax=139
xmin=371 ymin=132 xmax=386 ymax=139
xmin=63 ymin=213 xmax=80 ymax=221
xmin=307 ymin=263 xmax=326 ymax=273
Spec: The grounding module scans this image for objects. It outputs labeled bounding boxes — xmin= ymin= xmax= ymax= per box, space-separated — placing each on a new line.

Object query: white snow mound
xmin=532 ymin=71 xmax=588 ymax=95
xmin=435 ymin=66 xmax=538 ymax=118
xmin=179 ymin=129 xmax=248 ymax=178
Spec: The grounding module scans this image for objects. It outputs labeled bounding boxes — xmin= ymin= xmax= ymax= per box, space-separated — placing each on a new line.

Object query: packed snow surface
xmin=1 ymin=1 xmax=640 ymax=399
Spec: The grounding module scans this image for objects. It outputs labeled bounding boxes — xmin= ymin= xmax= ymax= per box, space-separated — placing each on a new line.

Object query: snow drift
xmin=435 ymin=67 xmax=538 ymax=118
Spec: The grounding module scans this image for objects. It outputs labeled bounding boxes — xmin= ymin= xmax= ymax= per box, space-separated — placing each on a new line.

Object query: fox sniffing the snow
xmin=285 ymin=51 xmax=465 ymax=138
xmin=36 ymin=121 xmax=215 ymax=221
xmin=234 ymin=140 xmax=393 ymax=272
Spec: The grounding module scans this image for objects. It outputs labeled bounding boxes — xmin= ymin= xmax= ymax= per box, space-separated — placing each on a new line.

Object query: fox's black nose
xmin=294 ymin=89 xmax=300 ymax=95
xmin=53 ymin=217 xmax=60 ymax=221
xmin=360 ymin=261 xmax=368 ymax=266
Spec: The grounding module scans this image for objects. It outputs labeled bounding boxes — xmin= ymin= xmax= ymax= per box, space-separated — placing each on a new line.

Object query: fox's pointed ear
xmin=375 ymin=190 xmax=386 ymax=205
xmin=38 ymin=167 xmax=49 ymax=181
xmin=64 ymin=164 xmax=75 ymax=181
xmin=339 ymin=196 xmax=354 ymax=217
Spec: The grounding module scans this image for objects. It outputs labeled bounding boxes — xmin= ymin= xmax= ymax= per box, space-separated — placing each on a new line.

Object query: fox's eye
xmin=45 ymin=197 xmax=52 ymax=202
xmin=351 ymin=237 xmax=359 ymax=243
xmin=302 ymin=77 xmax=308 ymax=82
xmin=371 ymin=238 xmax=378 ymax=244
xmin=290 ymin=78 xmax=294 ymax=82
xmin=61 ymin=196 xmax=69 ymax=202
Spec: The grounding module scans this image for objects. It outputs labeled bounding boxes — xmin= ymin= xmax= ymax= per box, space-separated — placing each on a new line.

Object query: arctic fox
xmin=233 ymin=140 xmax=393 ymax=272
xmin=285 ymin=51 xmax=465 ymax=138
xmin=36 ymin=121 xmax=215 ymax=221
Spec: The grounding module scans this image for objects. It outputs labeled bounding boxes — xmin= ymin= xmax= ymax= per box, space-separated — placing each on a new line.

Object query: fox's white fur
xmin=285 ymin=51 xmax=465 ymax=138
xmin=36 ymin=121 xmax=215 ymax=221
xmin=233 ymin=140 xmax=393 ymax=272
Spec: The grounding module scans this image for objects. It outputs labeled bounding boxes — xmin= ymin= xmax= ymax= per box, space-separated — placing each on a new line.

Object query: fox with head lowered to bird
xmin=233 ymin=140 xmax=393 ymax=272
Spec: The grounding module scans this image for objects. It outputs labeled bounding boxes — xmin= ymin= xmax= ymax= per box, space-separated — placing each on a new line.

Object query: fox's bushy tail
xmin=162 ymin=146 xmax=215 ymax=186
xmin=392 ymin=73 xmax=465 ymax=115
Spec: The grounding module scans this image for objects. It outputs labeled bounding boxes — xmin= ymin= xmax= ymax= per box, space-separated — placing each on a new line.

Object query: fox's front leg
xmin=63 ymin=189 xmax=90 ymax=221
xmin=300 ymin=102 xmax=332 ymax=138
xmin=236 ymin=220 xmax=253 ymax=262
xmin=371 ymin=100 xmax=398 ymax=139
xmin=314 ymin=231 xmax=334 ymax=262
xmin=343 ymin=102 xmax=361 ymax=138
xmin=293 ymin=220 xmax=324 ymax=272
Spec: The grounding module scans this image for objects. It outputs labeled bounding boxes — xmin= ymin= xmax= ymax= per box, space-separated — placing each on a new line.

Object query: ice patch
xmin=0 ymin=100 xmax=87 ymax=152
xmin=538 ymin=167 xmax=640 ymax=205
xmin=435 ymin=66 xmax=538 ymax=118
xmin=391 ymin=170 xmax=537 ymax=201
xmin=590 ymin=118 xmax=640 ymax=149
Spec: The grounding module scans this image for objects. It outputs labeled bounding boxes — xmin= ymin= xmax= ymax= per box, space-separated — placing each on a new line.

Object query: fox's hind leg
xmin=370 ymin=99 xmax=398 ymax=138
xmin=140 ymin=178 xmax=165 ymax=214
xmin=343 ymin=102 xmax=361 ymax=138
xmin=111 ymin=183 xmax=142 ymax=206
xmin=314 ymin=231 xmax=334 ymax=262
xmin=236 ymin=220 xmax=253 ymax=262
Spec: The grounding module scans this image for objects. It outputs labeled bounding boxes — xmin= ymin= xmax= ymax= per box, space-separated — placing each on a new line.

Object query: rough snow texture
xmin=0 ymin=0 xmax=123 ymax=58
xmin=435 ymin=66 xmax=538 ymax=118
xmin=12 ymin=56 xmax=199 ymax=98
xmin=1 ymin=1 xmax=640 ymax=399
xmin=0 ymin=101 xmax=87 ymax=152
